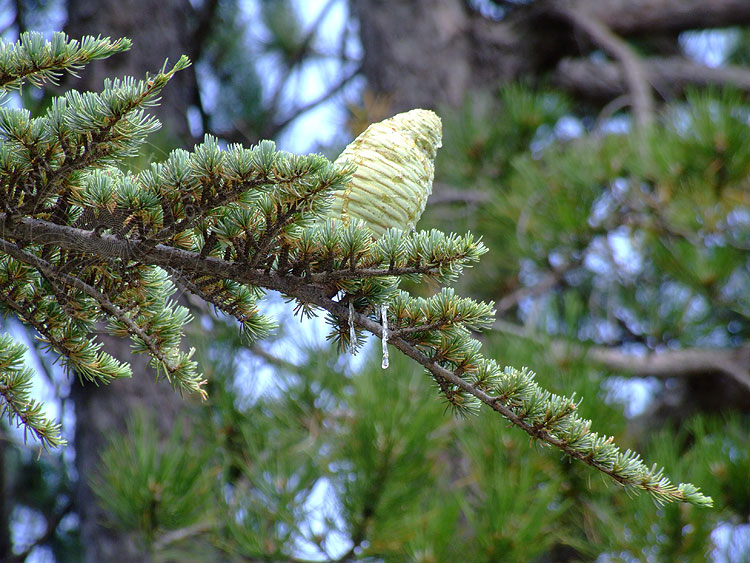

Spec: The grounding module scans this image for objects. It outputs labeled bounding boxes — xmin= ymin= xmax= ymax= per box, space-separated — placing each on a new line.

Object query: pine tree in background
xmin=423 ymin=86 xmax=750 ymax=561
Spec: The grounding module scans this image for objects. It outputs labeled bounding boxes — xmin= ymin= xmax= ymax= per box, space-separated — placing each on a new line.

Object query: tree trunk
xmin=64 ymin=1 xmax=199 ymax=560
xmin=66 ymin=0 xmax=197 ymax=143
xmin=70 ymin=336 xmax=186 ymax=563
xmin=352 ymin=0 xmax=750 ymax=112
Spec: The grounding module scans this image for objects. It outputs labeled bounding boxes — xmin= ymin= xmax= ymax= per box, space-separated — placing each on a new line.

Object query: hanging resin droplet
xmin=349 ymin=300 xmax=358 ymax=352
xmin=326 ymin=109 xmax=442 ymax=237
xmin=381 ymin=303 xmax=389 ymax=369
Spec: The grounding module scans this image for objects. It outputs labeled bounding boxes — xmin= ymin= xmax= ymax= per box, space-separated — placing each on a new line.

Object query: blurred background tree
xmin=2 ymin=0 xmax=750 ymax=561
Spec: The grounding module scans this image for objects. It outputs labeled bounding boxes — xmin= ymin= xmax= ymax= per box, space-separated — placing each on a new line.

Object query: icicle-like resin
xmin=381 ymin=304 xmax=389 ymax=369
xmin=349 ymin=300 xmax=358 ymax=352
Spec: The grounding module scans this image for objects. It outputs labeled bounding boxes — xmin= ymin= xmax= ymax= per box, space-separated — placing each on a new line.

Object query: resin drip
xmin=381 ymin=304 xmax=389 ymax=369
xmin=348 ymin=300 xmax=357 ymax=351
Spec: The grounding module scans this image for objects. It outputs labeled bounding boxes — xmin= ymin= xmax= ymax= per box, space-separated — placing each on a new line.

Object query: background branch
xmin=554 ymin=57 xmax=750 ymax=102
xmin=555 ymin=2 xmax=654 ymax=129
xmin=583 ymin=0 xmax=750 ymax=36
xmin=493 ymin=319 xmax=750 ymax=393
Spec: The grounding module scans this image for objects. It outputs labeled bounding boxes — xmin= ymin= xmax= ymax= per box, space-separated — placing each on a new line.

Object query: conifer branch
xmin=0 ymin=32 xmax=712 ymax=507
xmin=0 ymin=175 xmax=713 ymax=505
xmin=0 ymin=238 xmax=206 ymax=397
xmin=0 ymin=334 xmax=66 ymax=449
xmin=281 ymin=287 xmax=713 ymax=507
xmin=0 ymin=32 xmax=131 ymax=91
xmin=0 ymin=214 xmax=483 ymax=289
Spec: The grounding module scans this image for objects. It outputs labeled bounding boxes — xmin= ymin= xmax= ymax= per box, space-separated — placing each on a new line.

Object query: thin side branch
xmin=9 ymin=498 xmax=74 ymax=563
xmin=152 ymin=521 xmax=212 ymax=551
xmin=249 ymin=345 xmax=300 ymax=372
xmin=493 ymin=319 xmax=750 ymax=393
xmin=0 ymin=238 xmax=201 ymax=393
xmin=496 ymin=268 xmax=570 ymax=315
xmin=555 ymin=1 xmax=654 ymax=129
xmin=270 ymin=63 xmax=362 ymax=137
xmin=264 ymin=0 xmax=340 ymax=117
xmin=554 ymin=56 xmax=750 ymax=103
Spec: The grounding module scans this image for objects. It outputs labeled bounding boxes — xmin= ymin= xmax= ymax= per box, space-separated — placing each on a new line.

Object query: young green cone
xmin=327 ymin=108 xmax=442 ymax=236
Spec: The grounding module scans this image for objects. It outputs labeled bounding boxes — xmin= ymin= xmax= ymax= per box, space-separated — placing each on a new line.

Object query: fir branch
xmin=0 ymin=32 xmax=131 ymax=91
xmin=0 ymin=215 xmax=484 ymax=291
xmin=0 ymin=56 xmax=191 ymax=218
xmin=167 ymin=266 xmax=276 ymax=344
xmin=305 ymin=291 xmax=713 ymax=507
xmin=0 ymin=334 xmax=66 ymax=448
xmin=0 ymin=253 xmax=125 ymax=386
xmin=0 ymin=238 xmax=204 ymax=396
xmin=0 ymin=57 xmax=713 ymax=508
xmin=0 ymin=279 xmax=75 ymax=368
xmin=0 ymin=211 xmax=717 ymax=503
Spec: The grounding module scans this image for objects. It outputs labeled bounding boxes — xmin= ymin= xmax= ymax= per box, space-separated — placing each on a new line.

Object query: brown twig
xmin=492 ymin=318 xmax=750 ymax=393
xmin=555 ymin=1 xmax=654 ymax=129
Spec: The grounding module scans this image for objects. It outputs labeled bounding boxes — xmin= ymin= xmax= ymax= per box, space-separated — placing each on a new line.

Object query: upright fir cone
xmin=326 ymin=108 xmax=442 ymax=236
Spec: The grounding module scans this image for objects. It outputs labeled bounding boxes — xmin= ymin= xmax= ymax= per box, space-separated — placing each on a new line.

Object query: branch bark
xmin=554 ymin=2 xmax=654 ymax=129
xmin=586 ymin=345 xmax=750 ymax=390
xmin=493 ymin=319 xmax=750 ymax=393
xmin=582 ymin=0 xmax=750 ymax=36
xmin=554 ymin=56 xmax=750 ymax=102
xmin=0 ymin=214 xmax=469 ymax=288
